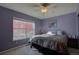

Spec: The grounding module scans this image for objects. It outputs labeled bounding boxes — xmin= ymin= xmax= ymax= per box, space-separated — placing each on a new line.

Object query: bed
xmin=29 ymin=31 xmax=69 ymax=55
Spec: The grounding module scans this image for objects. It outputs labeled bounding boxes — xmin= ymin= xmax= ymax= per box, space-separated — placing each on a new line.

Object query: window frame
xmin=13 ymin=17 xmax=35 ymax=41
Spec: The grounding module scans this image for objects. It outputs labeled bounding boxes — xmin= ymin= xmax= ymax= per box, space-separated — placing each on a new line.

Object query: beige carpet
xmin=0 ymin=45 xmax=79 ymax=55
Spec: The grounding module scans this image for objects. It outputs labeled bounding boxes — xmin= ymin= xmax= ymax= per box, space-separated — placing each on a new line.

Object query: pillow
xmin=46 ymin=31 xmax=55 ymax=35
xmin=56 ymin=31 xmax=63 ymax=35
xmin=52 ymin=31 xmax=57 ymax=34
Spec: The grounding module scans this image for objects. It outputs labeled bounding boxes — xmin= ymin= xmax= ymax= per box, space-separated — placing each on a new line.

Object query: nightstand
xmin=67 ymin=37 xmax=79 ymax=49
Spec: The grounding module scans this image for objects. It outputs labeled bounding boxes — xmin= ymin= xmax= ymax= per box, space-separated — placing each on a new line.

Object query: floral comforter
xmin=31 ymin=35 xmax=68 ymax=54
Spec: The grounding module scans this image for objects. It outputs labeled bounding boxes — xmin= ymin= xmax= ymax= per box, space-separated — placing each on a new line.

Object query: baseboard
xmin=0 ymin=44 xmax=28 ymax=54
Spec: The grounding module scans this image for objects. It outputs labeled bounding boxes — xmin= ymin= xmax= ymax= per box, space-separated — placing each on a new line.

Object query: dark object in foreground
xmin=31 ymin=43 xmax=69 ymax=55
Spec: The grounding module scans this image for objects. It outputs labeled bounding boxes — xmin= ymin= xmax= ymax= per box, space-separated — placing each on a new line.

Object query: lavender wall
xmin=35 ymin=19 xmax=43 ymax=34
xmin=78 ymin=16 xmax=79 ymax=36
xmin=76 ymin=4 xmax=79 ymax=36
xmin=43 ymin=13 xmax=78 ymax=36
xmin=0 ymin=6 xmax=41 ymax=52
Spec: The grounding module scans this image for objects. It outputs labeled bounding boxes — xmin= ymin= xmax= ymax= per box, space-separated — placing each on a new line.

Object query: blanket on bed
xmin=31 ymin=35 xmax=68 ymax=54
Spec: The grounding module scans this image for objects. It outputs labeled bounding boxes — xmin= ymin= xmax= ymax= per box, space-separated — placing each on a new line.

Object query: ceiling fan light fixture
xmin=41 ymin=6 xmax=48 ymax=13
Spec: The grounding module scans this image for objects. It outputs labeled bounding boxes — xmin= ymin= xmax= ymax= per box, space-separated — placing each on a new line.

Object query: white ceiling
xmin=0 ymin=3 xmax=78 ymax=19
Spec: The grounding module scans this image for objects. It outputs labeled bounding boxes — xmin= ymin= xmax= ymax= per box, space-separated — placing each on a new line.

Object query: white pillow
xmin=57 ymin=31 xmax=62 ymax=35
xmin=46 ymin=31 xmax=55 ymax=35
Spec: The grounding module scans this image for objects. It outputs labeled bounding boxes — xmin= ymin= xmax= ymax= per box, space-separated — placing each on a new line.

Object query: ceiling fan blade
xmin=41 ymin=3 xmax=50 ymax=7
xmin=30 ymin=3 xmax=41 ymax=7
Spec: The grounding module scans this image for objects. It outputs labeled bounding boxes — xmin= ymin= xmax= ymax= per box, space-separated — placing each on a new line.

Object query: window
xmin=13 ymin=17 xmax=35 ymax=40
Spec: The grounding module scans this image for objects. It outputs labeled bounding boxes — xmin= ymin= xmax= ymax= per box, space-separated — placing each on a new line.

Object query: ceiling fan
xmin=40 ymin=3 xmax=50 ymax=13
xmin=31 ymin=3 xmax=51 ymax=13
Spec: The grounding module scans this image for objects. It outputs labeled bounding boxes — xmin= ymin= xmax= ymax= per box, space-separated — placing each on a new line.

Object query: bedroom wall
xmin=35 ymin=19 xmax=43 ymax=34
xmin=42 ymin=12 xmax=78 ymax=37
xmin=0 ymin=6 xmax=41 ymax=52
xmin=77 ymin=5 xmax=79 ymax=36
xmin=78 ymin=15 xmax=79 ymax=36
